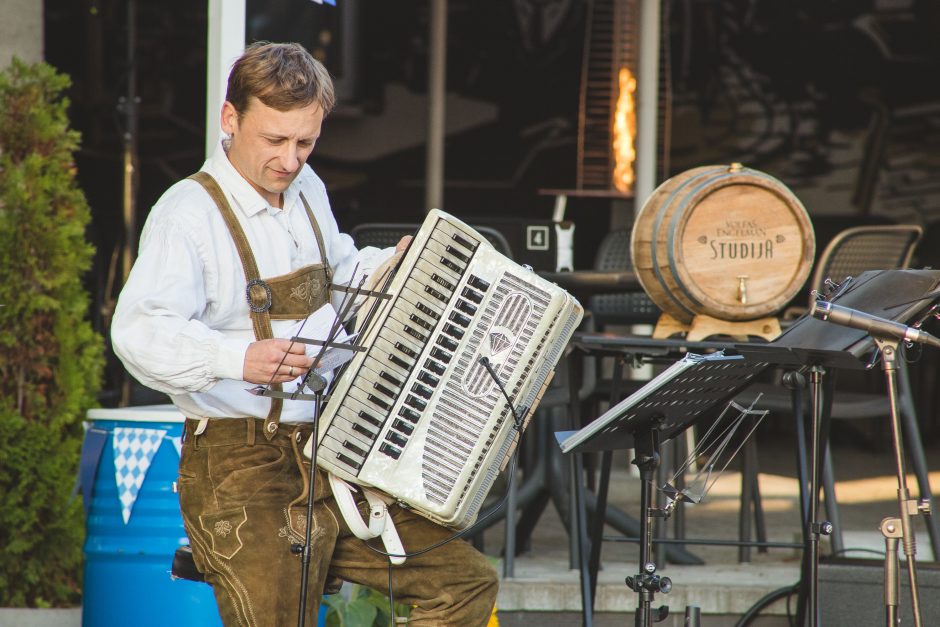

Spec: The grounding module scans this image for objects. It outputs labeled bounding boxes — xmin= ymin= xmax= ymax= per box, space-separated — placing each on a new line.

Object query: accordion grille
xmin=421 ymin=273 xmax=552 ymax=504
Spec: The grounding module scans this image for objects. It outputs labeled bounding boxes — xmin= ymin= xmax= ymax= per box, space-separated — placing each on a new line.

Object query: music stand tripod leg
xmin=625 ymin=424 xmax=671 ymax=627
xmin=897 ymin=360 xmax=940 ymax=558
xmin=294 ymin=390 xmax=324 ymax=627
xmin=800 ymin=366 xmax=835 ymax=627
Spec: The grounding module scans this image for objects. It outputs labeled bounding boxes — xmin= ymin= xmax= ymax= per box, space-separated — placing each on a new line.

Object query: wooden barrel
xmin=631 ymin=164 xmax=815 ymax=324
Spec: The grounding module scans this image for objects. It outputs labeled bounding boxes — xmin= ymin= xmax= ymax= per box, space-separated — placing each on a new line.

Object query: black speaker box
xmin=819 ymin=557 xmax=940 ymax=624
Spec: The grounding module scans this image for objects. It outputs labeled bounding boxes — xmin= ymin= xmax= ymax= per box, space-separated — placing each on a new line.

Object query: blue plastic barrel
xmin=82 ymin=406 xmax=222 ymax=627
xmin=81 ymin=406 xmax=328 ymax=627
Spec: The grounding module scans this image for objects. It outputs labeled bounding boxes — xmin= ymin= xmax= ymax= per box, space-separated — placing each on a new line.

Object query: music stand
xmin=734 ymin=268 xmax=940 ymax=627
xmin=558 ymin=352 xmax=771 ymax=627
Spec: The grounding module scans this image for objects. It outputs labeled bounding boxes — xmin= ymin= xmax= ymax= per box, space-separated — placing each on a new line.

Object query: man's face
xmin=221 ymin=96 xmax=324 ymax=207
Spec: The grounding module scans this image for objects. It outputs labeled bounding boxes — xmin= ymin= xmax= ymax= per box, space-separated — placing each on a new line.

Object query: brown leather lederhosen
xmin=189 ymin=171 xmax=332 ymax=439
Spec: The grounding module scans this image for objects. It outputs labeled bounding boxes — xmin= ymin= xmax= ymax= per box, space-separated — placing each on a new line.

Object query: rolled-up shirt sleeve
xmin=112 ymin=214 xmax=249 ymax=395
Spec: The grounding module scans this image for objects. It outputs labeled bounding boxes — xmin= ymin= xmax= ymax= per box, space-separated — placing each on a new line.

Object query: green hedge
xmin=0 ymin=58 xmax=103 ymax=607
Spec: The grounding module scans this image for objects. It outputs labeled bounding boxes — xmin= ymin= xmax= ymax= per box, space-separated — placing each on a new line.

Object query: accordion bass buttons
xmin=379 ymin=442 xmax=402 ymax=460
xmin=467 ymin=275 xmax=490 ymax=291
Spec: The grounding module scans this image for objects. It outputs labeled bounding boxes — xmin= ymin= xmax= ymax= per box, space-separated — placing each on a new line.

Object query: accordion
xmin=312 ymin=209 xmax=583 ymax=529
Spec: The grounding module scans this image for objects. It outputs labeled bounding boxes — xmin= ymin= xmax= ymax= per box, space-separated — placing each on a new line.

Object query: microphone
xmin=810 ymin=300 xmax=940 ymax=349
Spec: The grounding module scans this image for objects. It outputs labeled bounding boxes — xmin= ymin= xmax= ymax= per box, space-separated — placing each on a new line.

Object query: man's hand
xmin=395 ymin=235 xmax=412 ymax=254
xmin=243 ymin=339 xmax=314 ymax=384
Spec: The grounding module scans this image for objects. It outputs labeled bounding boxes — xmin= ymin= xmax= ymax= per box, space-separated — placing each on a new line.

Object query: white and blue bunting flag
xmin=113 ymin=427 xmax=167 ymax=524
xmin=169 ymin=434 xmax=182 ymax=458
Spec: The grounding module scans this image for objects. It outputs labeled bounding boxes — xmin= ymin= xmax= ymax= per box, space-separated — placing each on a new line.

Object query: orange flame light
xmin=612 ymin=66 xmax=637 ymax=193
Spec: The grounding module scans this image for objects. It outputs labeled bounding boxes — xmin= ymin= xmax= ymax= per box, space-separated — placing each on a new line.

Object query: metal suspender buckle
xmin=246 ymin=279 xmax=273 ymax=313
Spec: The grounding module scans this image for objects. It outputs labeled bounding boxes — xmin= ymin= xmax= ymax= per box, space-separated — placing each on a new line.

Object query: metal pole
xmin=118 ymin=0 xmax=139 ymax=406
xmin=425 ymin=0 xmax=447 ymax=213
xmin=121 ymin=0 xmax=138 ymax=285
xmin=205 ymin=0 xmax=246 ymax=157
xmin=634 ymin=0 xmax=661 ymax=210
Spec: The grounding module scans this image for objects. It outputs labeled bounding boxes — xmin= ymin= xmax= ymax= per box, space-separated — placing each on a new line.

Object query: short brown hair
xmin=226 ymin=42 xmax=335 ymax=116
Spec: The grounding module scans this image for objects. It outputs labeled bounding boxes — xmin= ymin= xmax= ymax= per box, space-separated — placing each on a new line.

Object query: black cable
xmin=829 ymin=547 xmax=885 ymax=559
xmin=733 ymin=583 xmax=799 ymax=627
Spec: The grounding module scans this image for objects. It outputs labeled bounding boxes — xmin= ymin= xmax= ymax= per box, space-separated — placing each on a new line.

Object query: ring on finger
xmin=289 ymin=366 xmax=294 ymax=376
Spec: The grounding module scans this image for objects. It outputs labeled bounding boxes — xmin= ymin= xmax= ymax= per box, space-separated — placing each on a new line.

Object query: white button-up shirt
xmin=112 ymin=144 xmax=391 ymax=422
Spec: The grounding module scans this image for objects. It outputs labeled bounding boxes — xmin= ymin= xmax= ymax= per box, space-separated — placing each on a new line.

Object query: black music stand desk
xmin=557 ymin=352 xmax=770 ymax=627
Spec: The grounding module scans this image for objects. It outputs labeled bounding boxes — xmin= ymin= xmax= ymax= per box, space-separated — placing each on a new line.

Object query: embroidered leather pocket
xmin=199 ymin=506 xmax=248 ymax=560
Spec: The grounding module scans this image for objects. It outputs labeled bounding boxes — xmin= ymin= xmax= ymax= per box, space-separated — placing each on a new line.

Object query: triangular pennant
xmin=168 ymin=434 xmax=182 ymax=458
xmin=112 ymin=427 xmax=167 ymax=524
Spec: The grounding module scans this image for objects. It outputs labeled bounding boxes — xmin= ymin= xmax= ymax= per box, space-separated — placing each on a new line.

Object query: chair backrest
xmin=809 ymin=224 xmax=923 ymax=302
xmin=349 ymin=222 xmax=514 ymax=259
xmin=588 ymin=229 xmax=661 ymax=326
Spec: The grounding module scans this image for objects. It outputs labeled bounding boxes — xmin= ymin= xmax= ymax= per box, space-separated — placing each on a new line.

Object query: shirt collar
xmin=205 ymin=142 xmax=304 ymax=218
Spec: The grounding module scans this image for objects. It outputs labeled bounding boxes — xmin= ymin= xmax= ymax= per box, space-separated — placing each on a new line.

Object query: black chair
xmin=588 ymin=229 xmax=661 ymax=327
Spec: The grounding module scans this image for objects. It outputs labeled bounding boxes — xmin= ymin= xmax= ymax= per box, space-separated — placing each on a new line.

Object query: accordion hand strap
xmin=329 ymin=473 xmax=406 ymax=565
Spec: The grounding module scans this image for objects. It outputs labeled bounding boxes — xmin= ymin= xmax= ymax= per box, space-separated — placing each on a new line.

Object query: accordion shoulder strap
xmin=328 ymin=473 xmax=406 ymax=565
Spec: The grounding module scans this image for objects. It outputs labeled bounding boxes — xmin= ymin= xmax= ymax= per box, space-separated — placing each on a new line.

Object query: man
xmin=112 ymin=42 xmax=498 ymax=627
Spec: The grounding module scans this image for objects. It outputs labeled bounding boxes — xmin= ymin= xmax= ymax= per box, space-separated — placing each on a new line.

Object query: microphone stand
xmin=872 ymin=335 xmax=925 ymax=627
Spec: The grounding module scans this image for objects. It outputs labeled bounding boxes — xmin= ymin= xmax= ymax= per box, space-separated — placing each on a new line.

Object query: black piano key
xmin=380 ymin=371 xmax=403 ymax=388
xmin=461 ymin=286 xmax=483 ymax=304
xmin=467 ymin=275 xmax=490 ymax=291
xmin=424 ymin=285 xmax=449 ymax=303
xmin=425 ymin=359 xmax=446 ymax=376
xmin=445 ymin=245 xmax=470 ymax=264
xmin=417 ymin=302 xmax=441 ymax=320
xmin=440 ymin=257 xmax=462 ymax=274
xmin=373 ymin=382 xmax=397 ymax=399
xmin=430 ymin=347 xmax=451 ymax=363
xmin=449 ymin=311 xmax=472 ymax=327
xmin=412 ymin=383 xmax=433 ymax=399
xmin=388 ymin=352 xmax=411 ymax=370
xmin=437 ymin=335 xmax=458 ymax=352
xmin=394 ymin=342 xmax=418 ymax=359
xmin=405 ymin=395 xmax=427 ymax=411
xmin=366 ymin=394 xmax=391 ymax=411
xmin=418 ymin=371 xmax=439 ymax=387
xmin=399 ymin=407 xmax=421 ymax=423
xmin=443 ymin=323 xmax=464 ymax=340
xmin=452 ymin=233 xmax=476 ymax=251
xmin=409 ymin=313 xmax=434 ymax=331
xmin=430 ymin=273 xmax=454 ymax=291
xmin=379 ymin=442 xmax=402 ymax=460
xmin=358 ymin=410 xmax=382 ymax=428
xmin=343 ymin=440 xmax=367 ymax=457
xmin=404 ymin=325 xmax=427 ymax=342
xmin=386 ymin=431 xmax=408 ymax=448
xmin=456 ymin=300 xmax=477 ymax=316
xmin=336 ymin=452 xmax=362 ymax=469
xmin=353 ymin=423 xmax=377 ymax=439
xmin=393 ymin=419 xmax=415 ymax=435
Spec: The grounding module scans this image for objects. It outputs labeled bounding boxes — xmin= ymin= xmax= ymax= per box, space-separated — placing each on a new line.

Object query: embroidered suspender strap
xmin=188 ymin=171 xmax=284 ymax=438
xmin=298 ymin=193 xmax=333 ymax=285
